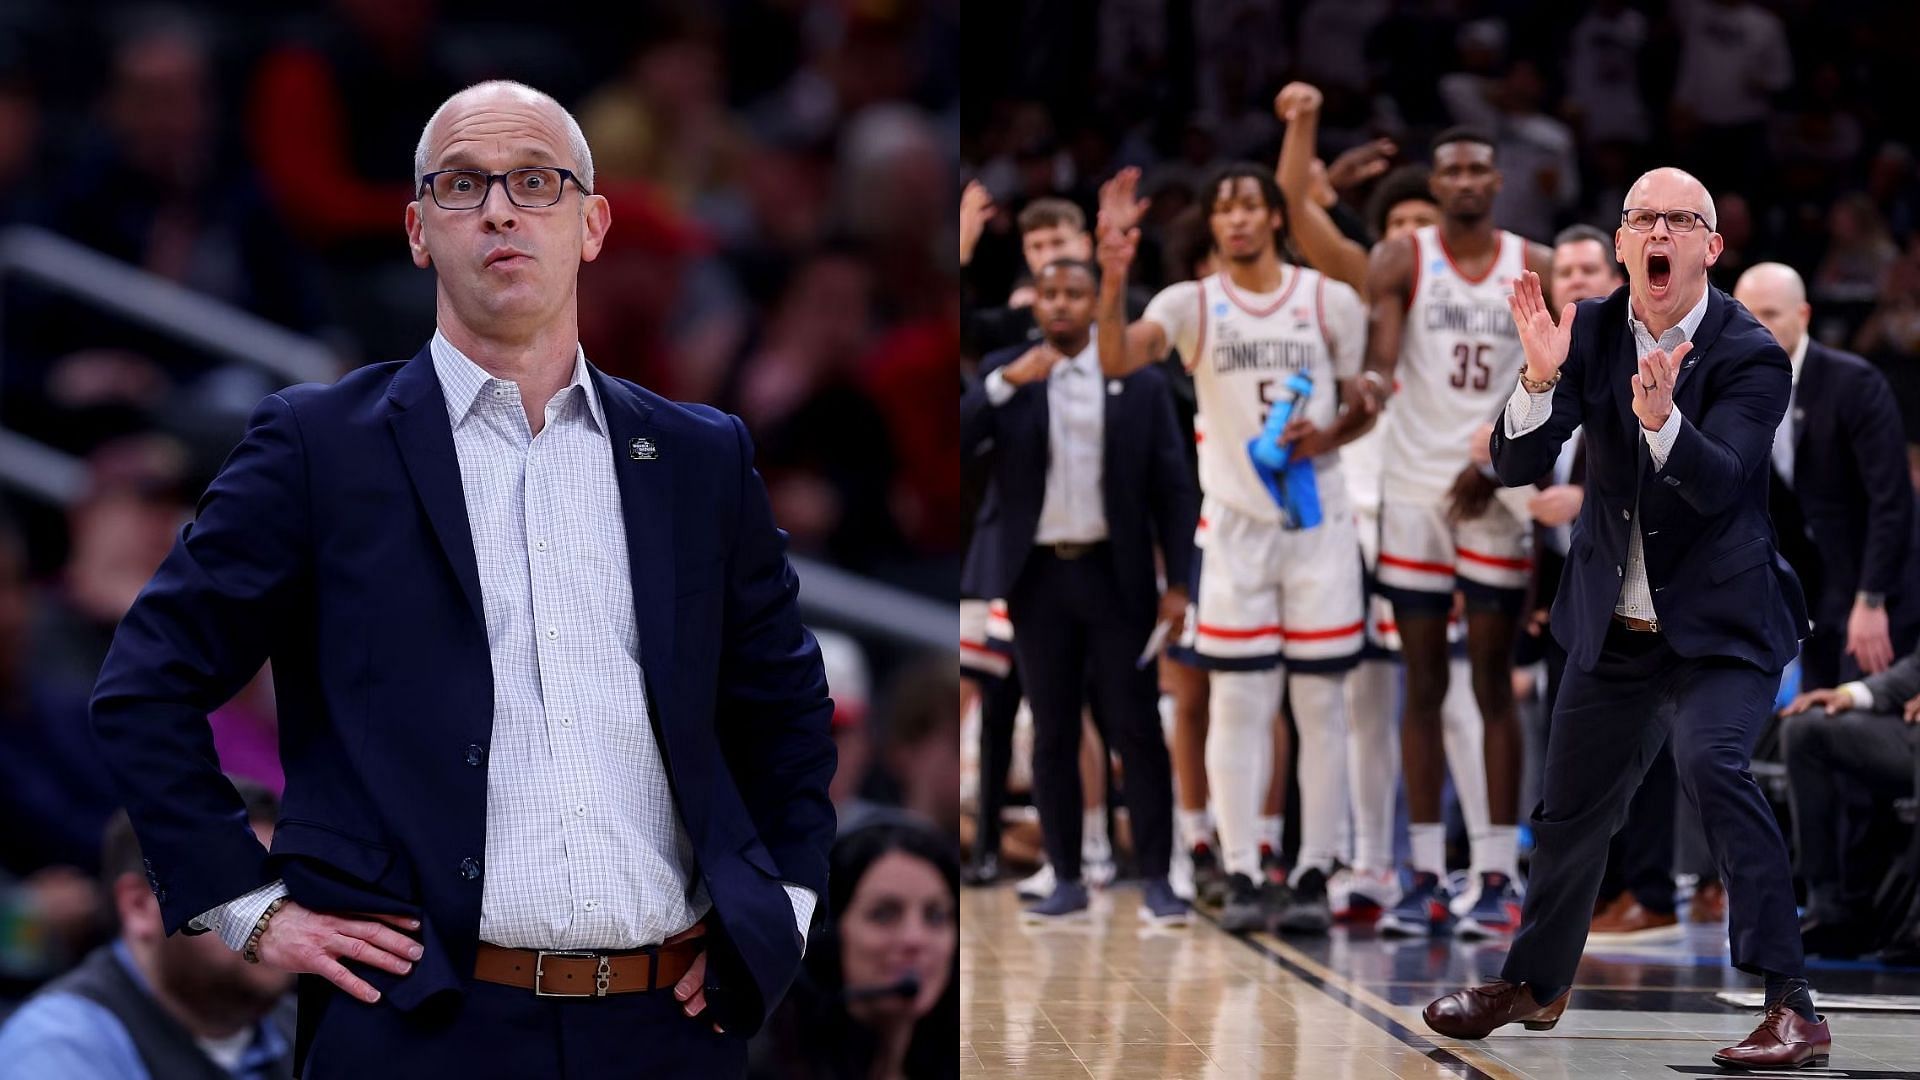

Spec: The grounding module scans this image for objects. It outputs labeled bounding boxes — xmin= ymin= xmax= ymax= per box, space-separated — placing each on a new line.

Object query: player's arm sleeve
xmin=1142 ymin=282 xmax=1201 ymax=371
xmin=1324 ymin=280 xmax=1367 ymax=380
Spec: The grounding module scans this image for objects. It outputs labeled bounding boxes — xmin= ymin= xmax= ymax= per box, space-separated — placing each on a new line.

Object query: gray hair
xmin=412 ymin=80 xmax=594 ymax=195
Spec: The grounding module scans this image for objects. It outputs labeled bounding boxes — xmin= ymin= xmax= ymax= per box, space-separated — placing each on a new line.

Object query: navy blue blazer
xmin=1784 ymin=340 xmax=1916 ymax=629
xmin=1490 ymin=285 xmax=1808 ymax=673
xmin=959 ymin=345 xmax=1197 ymax=616
xmin=90 ymin=349 xmax=835 ymax=1037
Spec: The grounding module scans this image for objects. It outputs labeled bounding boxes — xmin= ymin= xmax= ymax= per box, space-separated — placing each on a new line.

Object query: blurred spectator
xmin=43 ymin=11 xmax=325 ymax=333
xmin=246 ymin=0 xmax=459 ymax=359
xmin=1670 ymin=0 xmax=1792 ymax=192
xmin=0 ymin=783 xmax=294 ymax=1079
xmin=0 ymin=511 xmax=115 ymax=972
xmin=726 ymin=246 xmax=902 ymax=572
xmin=1708 ymin=191 xmax=1757 ymax=293
xmin=1441 ymin=59 xmax=1578 ymax=241
xmin=30 ymin=434 xmax=190 ymax=700
xmin=1773 ymin=62 xmax=1864 ymax=204
xmin=748 ymin=818 xmax=958 ymax=1080
xmin=1814 ymin=193 xmax=1898 ymax=308
xmin=1564 ymin=0 xmax=1650 ymax=150
xmin=882 ymin=656 xmax=961 ymax=836
xmin=818 ymin=629 xmax=875 ymax=808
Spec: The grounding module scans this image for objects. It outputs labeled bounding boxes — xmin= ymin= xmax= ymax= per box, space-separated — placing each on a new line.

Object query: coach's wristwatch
xmin=1858 ymin=591 xmax=1886 ymax=610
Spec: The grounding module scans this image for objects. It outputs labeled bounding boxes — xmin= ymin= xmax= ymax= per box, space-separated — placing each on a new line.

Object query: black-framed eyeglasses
xmin=418 ymin=167 xmax=589 ymax=210
xmin=1621 ymin=207 xmax=1713 ymax=233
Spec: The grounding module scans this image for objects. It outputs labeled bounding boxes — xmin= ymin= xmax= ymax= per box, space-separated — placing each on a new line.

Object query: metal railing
xmin=0 ymin=227 xmax=951 ymax=653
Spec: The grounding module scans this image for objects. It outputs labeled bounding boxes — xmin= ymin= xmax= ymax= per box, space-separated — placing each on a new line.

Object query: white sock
xmin=1083 ymin=808 xmax=1110 ymax=860
xmin=1346 ymin=658 xmax=1401 ymax=874
xmin=1258 ymin=815 xmax=1284 ymax=853
xmin=1289 ymin=670 xmax=1349 ymax=874
xmin=1474 ymin=825 xmax=1519 ymax=881
xmin=1178 ymin=808 xmax=1212 ymax=850
xmin=1410 ymin=822 xmax=1446 ymax=878
xmin=1440 ymin=656 xmax=1490 ymax=841
xmin=1206 ymin=668 xmax=1284 ymax=880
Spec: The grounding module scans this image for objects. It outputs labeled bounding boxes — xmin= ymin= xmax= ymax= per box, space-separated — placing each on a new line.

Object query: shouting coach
xmin=1422 ymin=168 xmax=1829 ymax=1071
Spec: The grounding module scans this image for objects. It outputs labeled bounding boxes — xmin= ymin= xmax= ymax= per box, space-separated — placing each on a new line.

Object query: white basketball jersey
xmin=1382 ymin=225 xmax=1528 ymax=502
xmin=1189 ymin=267 xmax=1352 ymax=523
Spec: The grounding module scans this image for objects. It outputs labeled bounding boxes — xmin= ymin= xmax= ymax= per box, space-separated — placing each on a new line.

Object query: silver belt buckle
xmin=534 ymin=950 xmax=610 ymax=997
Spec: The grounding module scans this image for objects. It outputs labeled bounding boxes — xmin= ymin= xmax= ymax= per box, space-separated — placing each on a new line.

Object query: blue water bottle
xmin=1247 ymin=370 xmax=1322 ymax=530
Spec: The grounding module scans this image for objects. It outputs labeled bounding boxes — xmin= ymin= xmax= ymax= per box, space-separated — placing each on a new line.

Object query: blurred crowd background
xmin=963 ymin=0 xmax=1920 ymax=466
xmin=0 ymin=0 xmax=960 ymax=1076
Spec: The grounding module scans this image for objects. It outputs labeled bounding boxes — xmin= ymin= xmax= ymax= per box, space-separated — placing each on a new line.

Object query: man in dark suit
xmin=1422 ymin=168 xmax=1832 ymax=1070
xmin=89 ymin=82 xmax=835 ymax=1078
xmin=1734 ymin=262 xmax=1919 ymax=689
xmin=960 ymin=257 xmax=1198 ymax=926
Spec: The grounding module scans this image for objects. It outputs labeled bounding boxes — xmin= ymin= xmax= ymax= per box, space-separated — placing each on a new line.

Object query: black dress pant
xmin=1007 ymin=544 xmax=1173 ymax=882
xmin=1782 ymin=707 xmax=1920 ymax=913
xmin=1504 ymin=622 xmax=1804 ymax=987
xmin=973 ymin=662 xmax=1024 ymax=863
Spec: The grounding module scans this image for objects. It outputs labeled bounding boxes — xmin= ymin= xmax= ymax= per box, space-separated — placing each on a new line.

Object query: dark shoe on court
xmin=1259 ymin=844 xmax=1289 ymax=890
xmin=1022 ymin=881 xmax=1090 ymax=923
xmin=1218 ymin=872 xmax=1271 ymax=934
xmin=1455 ymin=872 xmax=1524 ymax=940
xmin=1190 ymin=842 xmax=1227 ymax=906
xmin=1711 ymin=1004 xmax=1831 ymax=1070
xmin=1140 ymin=878 xmax=1192 ymax=927
xmin=1422 ymin=980 xmax=1570 ymax=1039
xmin=1379 ymin=871 xmax=1455 ymax=938
xmin=1276 ymin=867 xmax=1333 ymax=934
xmin=963 ymin=853 xmax=1001 ymax=887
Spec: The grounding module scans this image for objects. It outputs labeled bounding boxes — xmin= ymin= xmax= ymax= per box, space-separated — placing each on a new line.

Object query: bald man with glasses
xmin=1423 ymin=168 xmax=1832 ymax=1071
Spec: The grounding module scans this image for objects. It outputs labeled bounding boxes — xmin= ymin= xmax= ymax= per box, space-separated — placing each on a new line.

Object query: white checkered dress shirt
xmin=1504 ymin=288 xmax=1707 ymax=624
xmin=194 ymin=332 xmax=814 ymax=952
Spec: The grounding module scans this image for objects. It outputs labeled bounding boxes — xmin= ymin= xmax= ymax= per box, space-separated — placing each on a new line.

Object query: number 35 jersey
xmin=1381 ymin=224 xmax=1527 ymax=504
xmin=1143 ymin=265 xmax=1366 ymax=524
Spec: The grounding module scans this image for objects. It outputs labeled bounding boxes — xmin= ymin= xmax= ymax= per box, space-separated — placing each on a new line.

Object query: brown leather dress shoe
xmin=1689 ymin=880 xmax=1728 ymax=923
xmin=1712 ymin=1003 xmax=1831 ymax=1070
xmin=1589 ymin=899 xmax=1682 ymax=940
xmin=1423 ymin=980 xmax=1570 ymax=1039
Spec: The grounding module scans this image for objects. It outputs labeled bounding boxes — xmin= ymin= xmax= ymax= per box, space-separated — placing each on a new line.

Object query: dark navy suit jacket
xmin=959 ymin=344 xmax=1197 ymax=617
xmin=1784 ymin=340 xmax=1916 ymax=630
xmin=1490 ymin=285 xmax=1808 ymax=673
xmin=90 ymin=349 xmax=835 ymax=1050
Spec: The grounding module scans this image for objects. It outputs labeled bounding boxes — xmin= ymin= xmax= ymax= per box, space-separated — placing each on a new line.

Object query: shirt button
xmin=535 ymin=539 xmax=549 ymax=552
xmin=575 ymin=804 xmax=587 ymax=817
xmin=1621 ymin=509 xmax=1631 ymax=521
xmin=546 ymin=627 xmax=558 ymax=640
xmin=1616 ymin=564 xmax=1624 ymax=577
xmin=584 ymin=900 xmax=598 ymax=911
xmin=560 ymin=716 xmax=573 ymax=727
xmin=459 ymin=857 xmax=482 ymax=881
xmin=464 ymin=744 xmax=484 ymax=766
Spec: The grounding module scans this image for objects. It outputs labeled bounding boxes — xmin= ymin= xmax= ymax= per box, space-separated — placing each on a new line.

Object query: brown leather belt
xmin=1613 ymin=613 xmax=1660 ymax=633
xmin=474 ymin=926 xmax=703 ymax=997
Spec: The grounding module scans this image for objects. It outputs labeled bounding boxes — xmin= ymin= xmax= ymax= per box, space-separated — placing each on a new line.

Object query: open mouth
xmin=1647 ymin=253 xmax=1672 ymax=295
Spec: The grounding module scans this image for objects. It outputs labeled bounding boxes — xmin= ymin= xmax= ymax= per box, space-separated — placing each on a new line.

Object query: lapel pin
xmin=1107 ymin=380 xmax=1123 ymax=396
xmin=629 ymin=436 xmax=658 ymax=461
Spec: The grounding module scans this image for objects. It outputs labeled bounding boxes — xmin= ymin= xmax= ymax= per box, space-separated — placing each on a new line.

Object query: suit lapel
xmin=1670 ymin=288 xmax=1725 ymax=396
xmin=590 ymin=368 xmax=675 ymax=694
xmin=387 ymin=351 xmax=485 ymax=627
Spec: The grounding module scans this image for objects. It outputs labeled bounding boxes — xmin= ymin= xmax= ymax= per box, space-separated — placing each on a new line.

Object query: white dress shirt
xmin=1505 ymin=287 xmax=1711 ymax=625
xmin=984 ymin=336 xmax=1109 ymax=543
xmin=194 ymin=332 xmax=814 ymax=952
xmin=1770 ymin=332 xmax=1809 ymax=484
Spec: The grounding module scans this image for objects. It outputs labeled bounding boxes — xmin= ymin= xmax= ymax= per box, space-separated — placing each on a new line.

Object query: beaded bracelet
xmin=243 ymin=896 xmax=290 ymax=964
